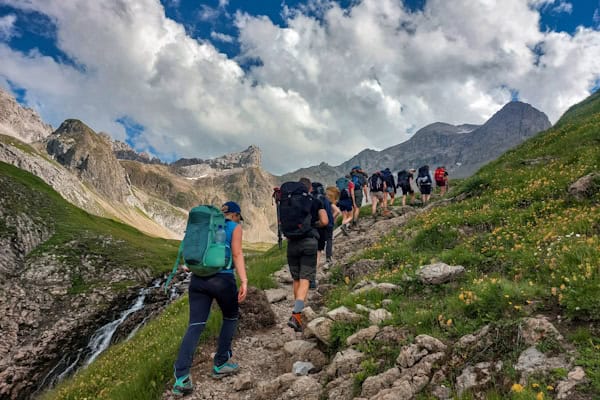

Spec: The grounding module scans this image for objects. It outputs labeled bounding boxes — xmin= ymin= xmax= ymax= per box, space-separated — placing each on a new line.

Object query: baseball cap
xmin=221 ymin=201 xmax=244 ymax=221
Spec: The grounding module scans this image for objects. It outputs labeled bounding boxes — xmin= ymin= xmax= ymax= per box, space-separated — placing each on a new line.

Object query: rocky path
xmin=161 ymin=203 xmax=424 ymax=400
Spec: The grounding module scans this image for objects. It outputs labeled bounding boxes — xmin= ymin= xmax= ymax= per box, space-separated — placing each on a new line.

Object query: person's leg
xmin=288 ymin=238 xmax=317 ymax=332
xmin=174 ymin=277 xmax=212 ymax=378
xmin=325 ymin=226 xmax=333 ymax=262
xmin=287 ymin=240 xmax=301 ymax=300
xmin=371 ymin=194 xmax=377 ymax=215
xmin=211 ymin=274 xmax=239 ymax=368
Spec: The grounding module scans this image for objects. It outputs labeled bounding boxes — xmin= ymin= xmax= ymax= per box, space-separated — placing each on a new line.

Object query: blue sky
xmin=1 ymin=0 xmax=599 ymax=173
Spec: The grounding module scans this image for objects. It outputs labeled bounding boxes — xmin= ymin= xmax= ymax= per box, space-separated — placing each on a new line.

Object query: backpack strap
xmin=163 ymin=241 xmax=184 ymax=293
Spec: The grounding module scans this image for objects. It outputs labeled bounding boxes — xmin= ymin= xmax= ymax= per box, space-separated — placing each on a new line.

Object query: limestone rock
xmin=520 ymin=316 xmax=563 ymax=346
xmin=397 ymin=344 xmax=429 ymax=368
xmin=416 ymin=262 xmax=465 ymax=284
xmin=292 ymin=361 xmax=315 ymax=376
xmin=556 ymin=366 xmax=587 ymax=400
xmin=326 ymin=349 xmax=365 ymax=377
xmin=415 ymin=335 xmax=447 ymax=353
xmin=327 ymin=306 xmax=362 ymax=323
xmin=326 ymin=374 xmax=356 ymax=400
xmin=347 ymin=325 xmax=380 ymax=346
xmin=515 ymin=346 xmax=570 ymax=381
xmin=455 ymin=361 xmax=503 ymax=396
xmin=568 ymin=173 xmax=600 ymax=200
xmin=369 ymin=308 xmax=392 ymax=324
xmin=361 ymin=367 xmax=401 ymax=397
xmin=233 ymin=373 xmax=254 ymax=391
xmin=264 ymin=288 xmax=288 ymax=303
xmin=305 ymin=317 xmax=334 ymax=345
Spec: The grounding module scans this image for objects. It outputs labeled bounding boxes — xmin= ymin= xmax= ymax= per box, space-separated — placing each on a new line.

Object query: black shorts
xmin=287 ymin=237 xmax=317 ymax=281
xmin=317 ymin=226 xmax=333 ymax=251
xmin=338 ymin=199 xmax=353 ymax=212
xmin=400 ymin=184 xmax=413 ymax=195
xmin=436 ymin=180 xmax=446 ymax=187
xmin=419 ymin=184 xmax=432 ymax=195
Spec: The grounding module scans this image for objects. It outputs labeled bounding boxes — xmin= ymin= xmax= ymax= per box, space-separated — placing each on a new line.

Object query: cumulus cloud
xmin=210 ymin=31 xmax=234 ymax=43
xmin=0 ymin=14 xmax=17 ymax=41
xmin=0 ymin=0 xmax=599 ymax=174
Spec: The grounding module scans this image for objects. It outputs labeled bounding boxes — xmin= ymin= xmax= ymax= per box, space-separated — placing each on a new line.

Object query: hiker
xmin=416 ymin=165 xmax=433 ymax=204
xmin=369 ymin=171 xmax=387 ymax=215
xmin=172 ymin=201 xmax=248 ymax=395
xmin=382 ymin=168 xmax=396 ymax=208
xmin=326 ymin=186 xmax=342 ymax=221
xmin=349 ymin=166 xmax=367 ymax=226
xmin=311 ymin=182 xmax=335 ymax=266
xmin=280 ymin=178 xmax=328 ymax=333
xmin=335 ymin=176 xmax=355 ymax=235
xmin=397 ymin=169 xmax=416 ymax=206
xmin=434 ymin=166 xmax=449 ymax=196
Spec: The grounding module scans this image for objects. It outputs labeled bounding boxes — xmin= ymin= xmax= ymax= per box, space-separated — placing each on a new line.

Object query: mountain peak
xmin=0 ymin=87 xmax=53 ymax=143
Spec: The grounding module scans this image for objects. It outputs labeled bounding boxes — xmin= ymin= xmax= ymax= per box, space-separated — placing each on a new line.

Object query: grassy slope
xmin=0 ymin=160 xmax=179 ymax=285
xmin=42 ymin=92 xmax=600 ymax=400
xmin=324 ymin=93 xmax=600 ymax=399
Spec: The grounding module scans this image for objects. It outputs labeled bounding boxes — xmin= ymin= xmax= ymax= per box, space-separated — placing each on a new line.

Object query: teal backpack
xmin=164 ymin=205 xmax=233 ymax=291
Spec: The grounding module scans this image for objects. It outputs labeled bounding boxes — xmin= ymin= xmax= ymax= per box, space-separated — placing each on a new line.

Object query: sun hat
xmin=221 ymin=201 xmax=244 ymax=221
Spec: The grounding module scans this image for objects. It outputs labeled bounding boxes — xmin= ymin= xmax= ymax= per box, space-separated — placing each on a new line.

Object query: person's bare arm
xmin=231 ymin=225 xmax=248 ymax=302
xmin=318 ymin=209 xmax=328 ymax=227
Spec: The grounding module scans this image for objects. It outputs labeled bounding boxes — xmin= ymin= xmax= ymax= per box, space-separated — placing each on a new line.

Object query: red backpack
xmin=434 ymin=168 xmax=445 ymax=182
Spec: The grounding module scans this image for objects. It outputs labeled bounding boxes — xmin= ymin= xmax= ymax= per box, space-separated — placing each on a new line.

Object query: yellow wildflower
xmin=547 ymin=385 xmax=554 ymax=391
xmin=511 ymin=383 xmax=524 ymax=392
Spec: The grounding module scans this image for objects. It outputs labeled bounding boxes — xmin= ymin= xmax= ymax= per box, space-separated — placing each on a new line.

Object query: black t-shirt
xmin=311 ymin=196 xmax=324 ymax=226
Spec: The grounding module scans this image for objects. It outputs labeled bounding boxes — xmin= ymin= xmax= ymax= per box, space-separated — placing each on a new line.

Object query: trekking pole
xmin=272 ymin=187 xmax=283 ymax=249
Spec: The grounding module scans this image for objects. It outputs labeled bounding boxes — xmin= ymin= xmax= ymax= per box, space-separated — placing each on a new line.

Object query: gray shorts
xmin=371 ymin=191 xmax=384 ymax=201
xmin=354 ymin=190 xmax=363 ymax=207
xmin=287 ymin=237 xmax=317 ymax=281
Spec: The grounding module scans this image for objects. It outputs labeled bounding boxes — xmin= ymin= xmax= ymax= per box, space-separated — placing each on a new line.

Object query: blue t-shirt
xmin=218 ymin=219 xmax=238 ymax=275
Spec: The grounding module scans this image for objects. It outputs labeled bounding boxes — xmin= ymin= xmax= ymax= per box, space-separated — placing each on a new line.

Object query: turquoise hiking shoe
xmin=172 ymin=374 xmax=193 ymax=396
xmin=212 ymin=361 xmax=239 ymax=379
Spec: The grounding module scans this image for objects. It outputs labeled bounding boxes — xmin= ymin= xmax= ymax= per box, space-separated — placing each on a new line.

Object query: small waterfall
xmin=84 ymin=287 xmax=148 ymax=365
xmin=38 ymin=279 xmax=173 ymax=392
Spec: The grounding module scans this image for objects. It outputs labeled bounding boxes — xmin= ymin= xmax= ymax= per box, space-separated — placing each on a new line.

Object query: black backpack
xmin=369 ymin=174 xmax=384 ymax=192
xmin=279 ymin=181 xmax=314 ymax=239
xmin=416 ymin=166 xmax=431 ymax=186
xmin=397 ymin=170 xmax=409 ymax=186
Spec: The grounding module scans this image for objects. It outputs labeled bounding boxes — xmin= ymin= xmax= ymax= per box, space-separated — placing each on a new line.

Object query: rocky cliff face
xmin=0 ymin=169 xmax=159 ymax=399
xmin=280 ymin=101 xmax=551 ymax=182
xmin=0 ymin=87 xmax=53 ymax=143
xmin=112 ymin=139 xmax=163 ymax=164
xmin=46 ymin=120 xmax=132 ymax=202
xmin=122 ymin=155 xmax=279 ymax=243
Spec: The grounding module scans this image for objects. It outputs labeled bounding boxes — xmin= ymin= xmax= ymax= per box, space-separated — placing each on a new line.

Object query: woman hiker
xmin=172 ymin=201 xmax=249 ymax=396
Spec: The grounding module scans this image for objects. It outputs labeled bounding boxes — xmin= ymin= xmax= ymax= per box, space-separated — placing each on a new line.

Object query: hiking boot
xmin=340 ymin=224 xmax=349 ymax=236
xmin=172 ymin=374 xmax=193 ymax=396
xmin=287 ymin=312 xmax=303 ymax=332
xmin=309 ymin=279 xmax=318 ymax=289
xmin=212 ymin=361 xmax=239 ymax=379
xmin=326 ymin=257 xmax=333 ymax=264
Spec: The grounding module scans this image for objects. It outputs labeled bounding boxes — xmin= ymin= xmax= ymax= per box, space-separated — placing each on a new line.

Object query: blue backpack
xmin=164 ymin=205 xmax=232 ymax=291
xmin=336 ymin=177 xmax=350 ymax=200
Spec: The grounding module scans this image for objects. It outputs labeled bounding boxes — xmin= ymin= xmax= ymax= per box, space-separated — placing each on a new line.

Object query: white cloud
xmin=552 ymin=1 xmax=572 ymax=14
xmin=594 ymin=8 xmax=600 ymax=26
xmin=210 ymin=31 xmax=234 ymax=43
xmin=0 ymin=0 xmax=599 ymax=174
xmin=0 ymin=14 xmax=17 ymax=41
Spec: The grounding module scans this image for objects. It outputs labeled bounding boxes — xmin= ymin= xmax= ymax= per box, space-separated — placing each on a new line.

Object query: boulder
xmin=369 ymin=308 xmax=392 ymax=324
xmin=455 ymin=361 xmax=502 ymax=396
xmin=347 ymin=325 xmax=380 ymax=346
xmin=520 ymin=316 xmax=563 ymax=346
xmin=326 ymin=348 xmax=365 ymax=377
xmin=327 ymin=306 xmax=362 ymax=323
xmin=568 ymin=173 xmax=600 ymax=200
xmin=416 ymin=262 xmax=465 ymax=284
xmin=361 ymin=367 xmax=401 ymax=397
xmin=264 ymin=288 xmax=288 ymax=303
xmin=305 ymin=317 xmax=334 ymax=345
xmin=239 ymin=287 xmax=277 ymax=331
